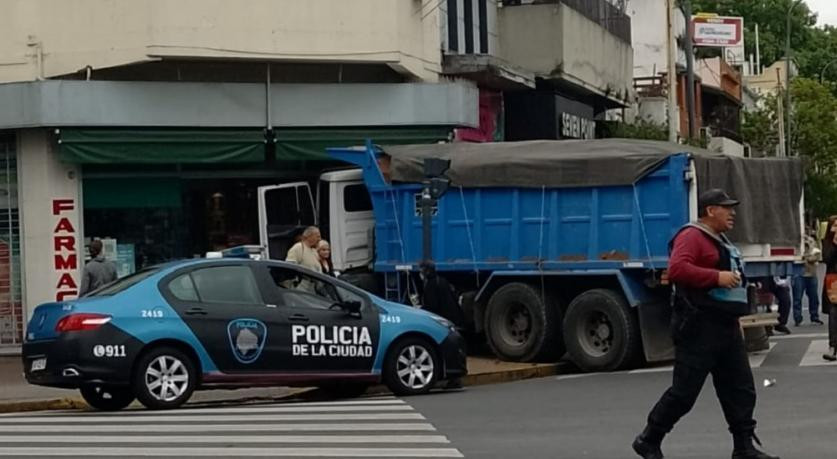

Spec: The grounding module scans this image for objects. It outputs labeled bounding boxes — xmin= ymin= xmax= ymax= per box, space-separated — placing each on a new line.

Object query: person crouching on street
xmin=632 ymin=189 xmax=779 ymax=459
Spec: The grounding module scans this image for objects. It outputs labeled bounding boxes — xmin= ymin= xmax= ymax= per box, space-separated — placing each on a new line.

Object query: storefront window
xmin=0 ymin=134 xmax=22 ymax=347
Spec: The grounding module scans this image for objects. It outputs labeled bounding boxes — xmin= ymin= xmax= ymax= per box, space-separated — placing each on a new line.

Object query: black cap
xmin=699 ymin=189 xmax=739 ymax=209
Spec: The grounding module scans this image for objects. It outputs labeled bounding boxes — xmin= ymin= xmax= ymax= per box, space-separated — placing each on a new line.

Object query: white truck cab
xmin=257 ymin=169 xmax=375 ymax=273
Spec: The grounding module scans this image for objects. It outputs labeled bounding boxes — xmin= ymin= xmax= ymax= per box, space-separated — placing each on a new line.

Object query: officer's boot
xmin=632 ymin=425 xmax=664 ymax=459
xmin=731 ymin=432 xmax=779 ymax=459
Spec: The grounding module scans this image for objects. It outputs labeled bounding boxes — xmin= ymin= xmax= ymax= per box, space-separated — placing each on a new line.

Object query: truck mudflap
xmin=636 ymin=301 xmax=675 ymax=363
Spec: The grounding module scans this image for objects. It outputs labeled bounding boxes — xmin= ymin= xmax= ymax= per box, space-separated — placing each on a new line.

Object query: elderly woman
xmin=317 ymin=240 xmax=334 ymax=276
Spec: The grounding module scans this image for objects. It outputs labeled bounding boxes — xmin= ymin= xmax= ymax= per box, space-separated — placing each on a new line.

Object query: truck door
xmin=257 ymin=183 xmax=316 ymax=260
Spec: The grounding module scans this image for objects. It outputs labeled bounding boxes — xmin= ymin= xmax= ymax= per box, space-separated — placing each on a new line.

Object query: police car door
xmin=163 ymin=263 xmax=278 ymax=373
xmin=257 ymin=264 xmax=380 ymax=374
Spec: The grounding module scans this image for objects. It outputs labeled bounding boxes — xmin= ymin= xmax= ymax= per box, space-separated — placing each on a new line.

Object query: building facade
xmin=0 ymin=0 xmax=633 ymax=352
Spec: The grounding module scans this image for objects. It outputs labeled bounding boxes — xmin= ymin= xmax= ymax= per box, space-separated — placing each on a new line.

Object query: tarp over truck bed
xmin=381 ymin=138 xmax=804 ymax=246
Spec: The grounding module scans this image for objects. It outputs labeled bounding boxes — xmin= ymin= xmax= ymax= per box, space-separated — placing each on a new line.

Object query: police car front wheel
xmin=133 ymin=346 xmax=197 ymax=410
xmin=383 ymin=337 xmax=438 ymax=396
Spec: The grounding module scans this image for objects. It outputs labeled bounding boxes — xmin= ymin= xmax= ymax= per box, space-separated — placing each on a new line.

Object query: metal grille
xmin=0 ymin=134 xmax=22 ymax=347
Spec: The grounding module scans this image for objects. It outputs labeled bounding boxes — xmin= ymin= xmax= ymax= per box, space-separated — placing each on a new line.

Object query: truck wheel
xmin=133 ymin=346 xmax=197 ymax=410
xmin=484 ymin=282 xmax=563 ymax=362
xmin=563 ymin=289 xmax=642 ymax=372
xmin=79 ymin=384 xmax=134 ymax=411
xmin=383 ymin=337 xmax=438 ymax=396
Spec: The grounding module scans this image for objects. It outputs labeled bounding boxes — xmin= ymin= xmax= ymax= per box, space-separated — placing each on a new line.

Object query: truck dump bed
xmin=328 ymin=139 xmax=804 ymax=276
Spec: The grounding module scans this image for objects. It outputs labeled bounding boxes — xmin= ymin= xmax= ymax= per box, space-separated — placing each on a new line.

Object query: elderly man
xmin=285 ymin=226 xmax=323 ymax=273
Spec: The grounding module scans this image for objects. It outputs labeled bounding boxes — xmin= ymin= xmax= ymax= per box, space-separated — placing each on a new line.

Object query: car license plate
xmin=30 ymin=358 xmax=46 ymax=372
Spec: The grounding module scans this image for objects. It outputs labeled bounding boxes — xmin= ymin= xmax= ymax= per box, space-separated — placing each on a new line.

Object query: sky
xmin=808 ymin=0 xmax=837 ymax=26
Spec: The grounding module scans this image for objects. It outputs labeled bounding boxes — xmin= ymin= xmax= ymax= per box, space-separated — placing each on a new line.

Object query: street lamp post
xmin=786 ymin=0 xmax=804 ymax=157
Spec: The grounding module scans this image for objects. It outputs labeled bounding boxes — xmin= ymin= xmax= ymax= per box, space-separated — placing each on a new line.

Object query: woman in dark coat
xmin=821 ymin=216 xmax=837 ymax=361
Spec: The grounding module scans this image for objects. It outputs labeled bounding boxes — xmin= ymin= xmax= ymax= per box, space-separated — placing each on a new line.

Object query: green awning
xmin=274 ymin=127 xmax=453 ymax=161
xmin=83 ymin=178 xmax=182 ymax=209
xmin=59 ymin=129 xmax=267 ymax=164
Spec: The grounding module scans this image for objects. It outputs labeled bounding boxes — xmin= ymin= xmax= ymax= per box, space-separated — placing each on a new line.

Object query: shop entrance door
xmin=257 ymin=183 xmax=316 ymax=260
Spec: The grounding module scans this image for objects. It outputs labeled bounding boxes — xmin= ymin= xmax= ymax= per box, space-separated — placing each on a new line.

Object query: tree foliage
xmin=742 ymin=78 xmax=837 ymax=217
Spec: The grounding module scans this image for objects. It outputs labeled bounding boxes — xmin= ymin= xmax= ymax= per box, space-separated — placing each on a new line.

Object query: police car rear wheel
xmin=384 ymin=338 xmax=438 ymax=396
xmin=79 ymin=384 xmax=135 ymax=411
xmin=133 ymin=347 xmax=196 ymax=410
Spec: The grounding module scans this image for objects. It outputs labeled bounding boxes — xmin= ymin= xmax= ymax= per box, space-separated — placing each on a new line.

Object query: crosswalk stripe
xmin=0 ymin=447 xmax=465 ymax=457
xmin=20 ymin=405 xmax=414 ymax=417
xmin=0 ymin=413 xmax=425 ymax=423
xmin=800 ymin=339 xmax=837 ymax=367
xmin=562 ymin=343 xmax=778 ymax=379
xmin=770 ymin=332 xmax=828 ymax=340
xmin=0 ymin=434 xmax=450 ymax=444
xmin=0 ymin=423 xmax=438 ymax=432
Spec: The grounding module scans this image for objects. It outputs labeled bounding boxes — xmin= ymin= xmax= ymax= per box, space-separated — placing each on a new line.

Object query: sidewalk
xmin=0 ymin=355 xmax=563 ymax=413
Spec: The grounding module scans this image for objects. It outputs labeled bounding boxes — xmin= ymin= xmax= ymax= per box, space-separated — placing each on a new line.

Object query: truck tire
xmin=484 ymin=282 xmax=563 ymax=362
xmin=562 ymin=288 xmax=642 ymax=372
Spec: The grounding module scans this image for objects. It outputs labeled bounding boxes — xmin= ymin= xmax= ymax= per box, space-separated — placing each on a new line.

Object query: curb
xmin=0 ymin=362 xmax=571 ymax=413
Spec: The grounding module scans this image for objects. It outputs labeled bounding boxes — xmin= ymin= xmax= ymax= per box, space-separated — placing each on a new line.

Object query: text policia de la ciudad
xmin=292 ymin=325 xmax=373 ymax=357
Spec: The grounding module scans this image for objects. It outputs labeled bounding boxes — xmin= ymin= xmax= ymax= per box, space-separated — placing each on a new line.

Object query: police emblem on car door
xmin=227 ymin=318 xmax=268 ymax=364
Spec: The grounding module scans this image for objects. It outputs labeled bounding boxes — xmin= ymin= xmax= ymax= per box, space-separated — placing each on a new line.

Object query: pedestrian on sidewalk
xmin=820 ymin=216 xmax=837 ymax=361
xmin=79 ymin=239 xmax=117 ymax=296
xmin=792 ymin=227 xmax=822 ymax=326
xmin=633 ymin=189 xmax=778 ymax=459
xmin=317 ymin=240 xmax=334 ymax=276
xmin=285 ymin=226 xmax=323 ymax=273
xmin=762 ymin=276 xmax=792 ymax=335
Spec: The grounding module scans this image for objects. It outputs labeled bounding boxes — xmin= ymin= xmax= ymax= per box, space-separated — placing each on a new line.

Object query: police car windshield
xmin=85 ymin=267 xmax=162 ymax=297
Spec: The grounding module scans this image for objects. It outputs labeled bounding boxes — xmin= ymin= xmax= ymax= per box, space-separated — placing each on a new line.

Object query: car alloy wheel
xmin=144 ymin=355 xmax=190 ymax=402
xmin=383 ymin=337 xmax=439 ymax=396
xmin=396 ymin=344 xmax=435 ymax=390
xmin=133 ymin=346 xmax=196 ymax=410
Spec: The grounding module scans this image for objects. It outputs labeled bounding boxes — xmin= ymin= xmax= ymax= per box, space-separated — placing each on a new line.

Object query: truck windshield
xmin=85 ymin=267 xmax=161 ymax=297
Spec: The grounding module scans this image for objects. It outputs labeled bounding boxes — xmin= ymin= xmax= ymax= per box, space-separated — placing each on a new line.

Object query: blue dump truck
xmin=256 ymin=139 xmax=804 ymax=372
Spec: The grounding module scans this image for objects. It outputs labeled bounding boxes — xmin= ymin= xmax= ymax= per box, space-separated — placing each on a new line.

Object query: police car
xmin=22 ymin=259 xmax=466 ymax=410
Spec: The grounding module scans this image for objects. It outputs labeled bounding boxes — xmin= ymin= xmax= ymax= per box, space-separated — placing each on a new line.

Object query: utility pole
xmin=680 ymin=0 xmax=696 ymax=141
xmin=786 ymin=0 xmax=803 ymax=157
xmin=776 ymin=67 xmax=786 ymax=157
xmin=666 ymin=0 xmax=679 ymax=142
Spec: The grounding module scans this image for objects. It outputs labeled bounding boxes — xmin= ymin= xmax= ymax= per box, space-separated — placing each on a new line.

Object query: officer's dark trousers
xmin=646 ymin=316 xmax=757 ymax=437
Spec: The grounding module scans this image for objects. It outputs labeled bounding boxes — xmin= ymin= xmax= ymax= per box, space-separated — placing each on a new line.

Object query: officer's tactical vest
xmin=670 ymin=223 xmax=750 ymax=317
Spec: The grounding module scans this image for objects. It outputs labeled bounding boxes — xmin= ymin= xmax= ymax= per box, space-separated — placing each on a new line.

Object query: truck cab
xmin=257 ymin=169 xmax=374 ymax=274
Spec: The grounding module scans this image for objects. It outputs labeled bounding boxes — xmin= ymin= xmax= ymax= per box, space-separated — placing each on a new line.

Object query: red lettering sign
xmin=53 ymin=236 xmax=76 ymax=252
xmin=52 ymin=199 xmax=74 ymax=216
xmin=52 ymin=199 xmax=79 ymax=301
xmin=54 ymin=217 xmax=76 ymax=233
xmin=54 ymin=254 xmax=78 ymax=270
xmin=56 ymin=272 xmax=78 ymax=290
xmin=57 ymin=290 xmax=78 ymax=301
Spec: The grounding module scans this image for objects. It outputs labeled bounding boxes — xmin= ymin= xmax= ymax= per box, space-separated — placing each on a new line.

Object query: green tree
xmin=743 ymin=78 xmax=837 ymax=217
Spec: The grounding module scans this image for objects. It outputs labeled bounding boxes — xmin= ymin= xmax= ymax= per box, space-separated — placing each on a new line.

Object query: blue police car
xmin=22 ymin=259 xmax=466 ymax=410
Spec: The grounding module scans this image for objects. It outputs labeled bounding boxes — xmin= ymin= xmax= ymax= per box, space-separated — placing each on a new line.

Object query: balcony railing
xmin=502 ymin=0 xmax=631 ymax=43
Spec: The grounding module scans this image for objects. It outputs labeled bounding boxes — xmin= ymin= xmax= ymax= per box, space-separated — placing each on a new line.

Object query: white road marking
xmin=770 ymin=332 xmax=827 ymax=340
xmin=800 ymin=339 xmax=837 ymax=367
xmin=748 ymin=342 xmax=776 ymax=368
xmin=0 ymin=434 xmax=449 ymax=444
xmin=27 ymin=404 xmax=415 ymax=416
xmin=0 ymin=447 xmax=464 ymax=457
xmin=0 ymin=413 xmax=425 ymax=423
xmin=0 ymin=423 xmax=438 ymax=433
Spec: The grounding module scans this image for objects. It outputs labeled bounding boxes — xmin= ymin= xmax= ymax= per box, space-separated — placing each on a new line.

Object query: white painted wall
xmin=17 ymin=130 xmax=82 ymax=317
xmin=629 ymin=0 xmax=687 ymax=78
xmin=0 ymin=0 xmax=444 ymax=83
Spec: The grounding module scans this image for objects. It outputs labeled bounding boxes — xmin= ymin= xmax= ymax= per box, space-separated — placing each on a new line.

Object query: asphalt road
xmin=408 ymin=329 xmax=837 ymax=459
xmin=0 ymin=328 xmax=833 ymax=458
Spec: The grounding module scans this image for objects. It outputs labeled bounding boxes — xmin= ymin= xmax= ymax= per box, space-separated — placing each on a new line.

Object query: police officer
xmin=632 ymin=189 xmax=779 ymax=459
